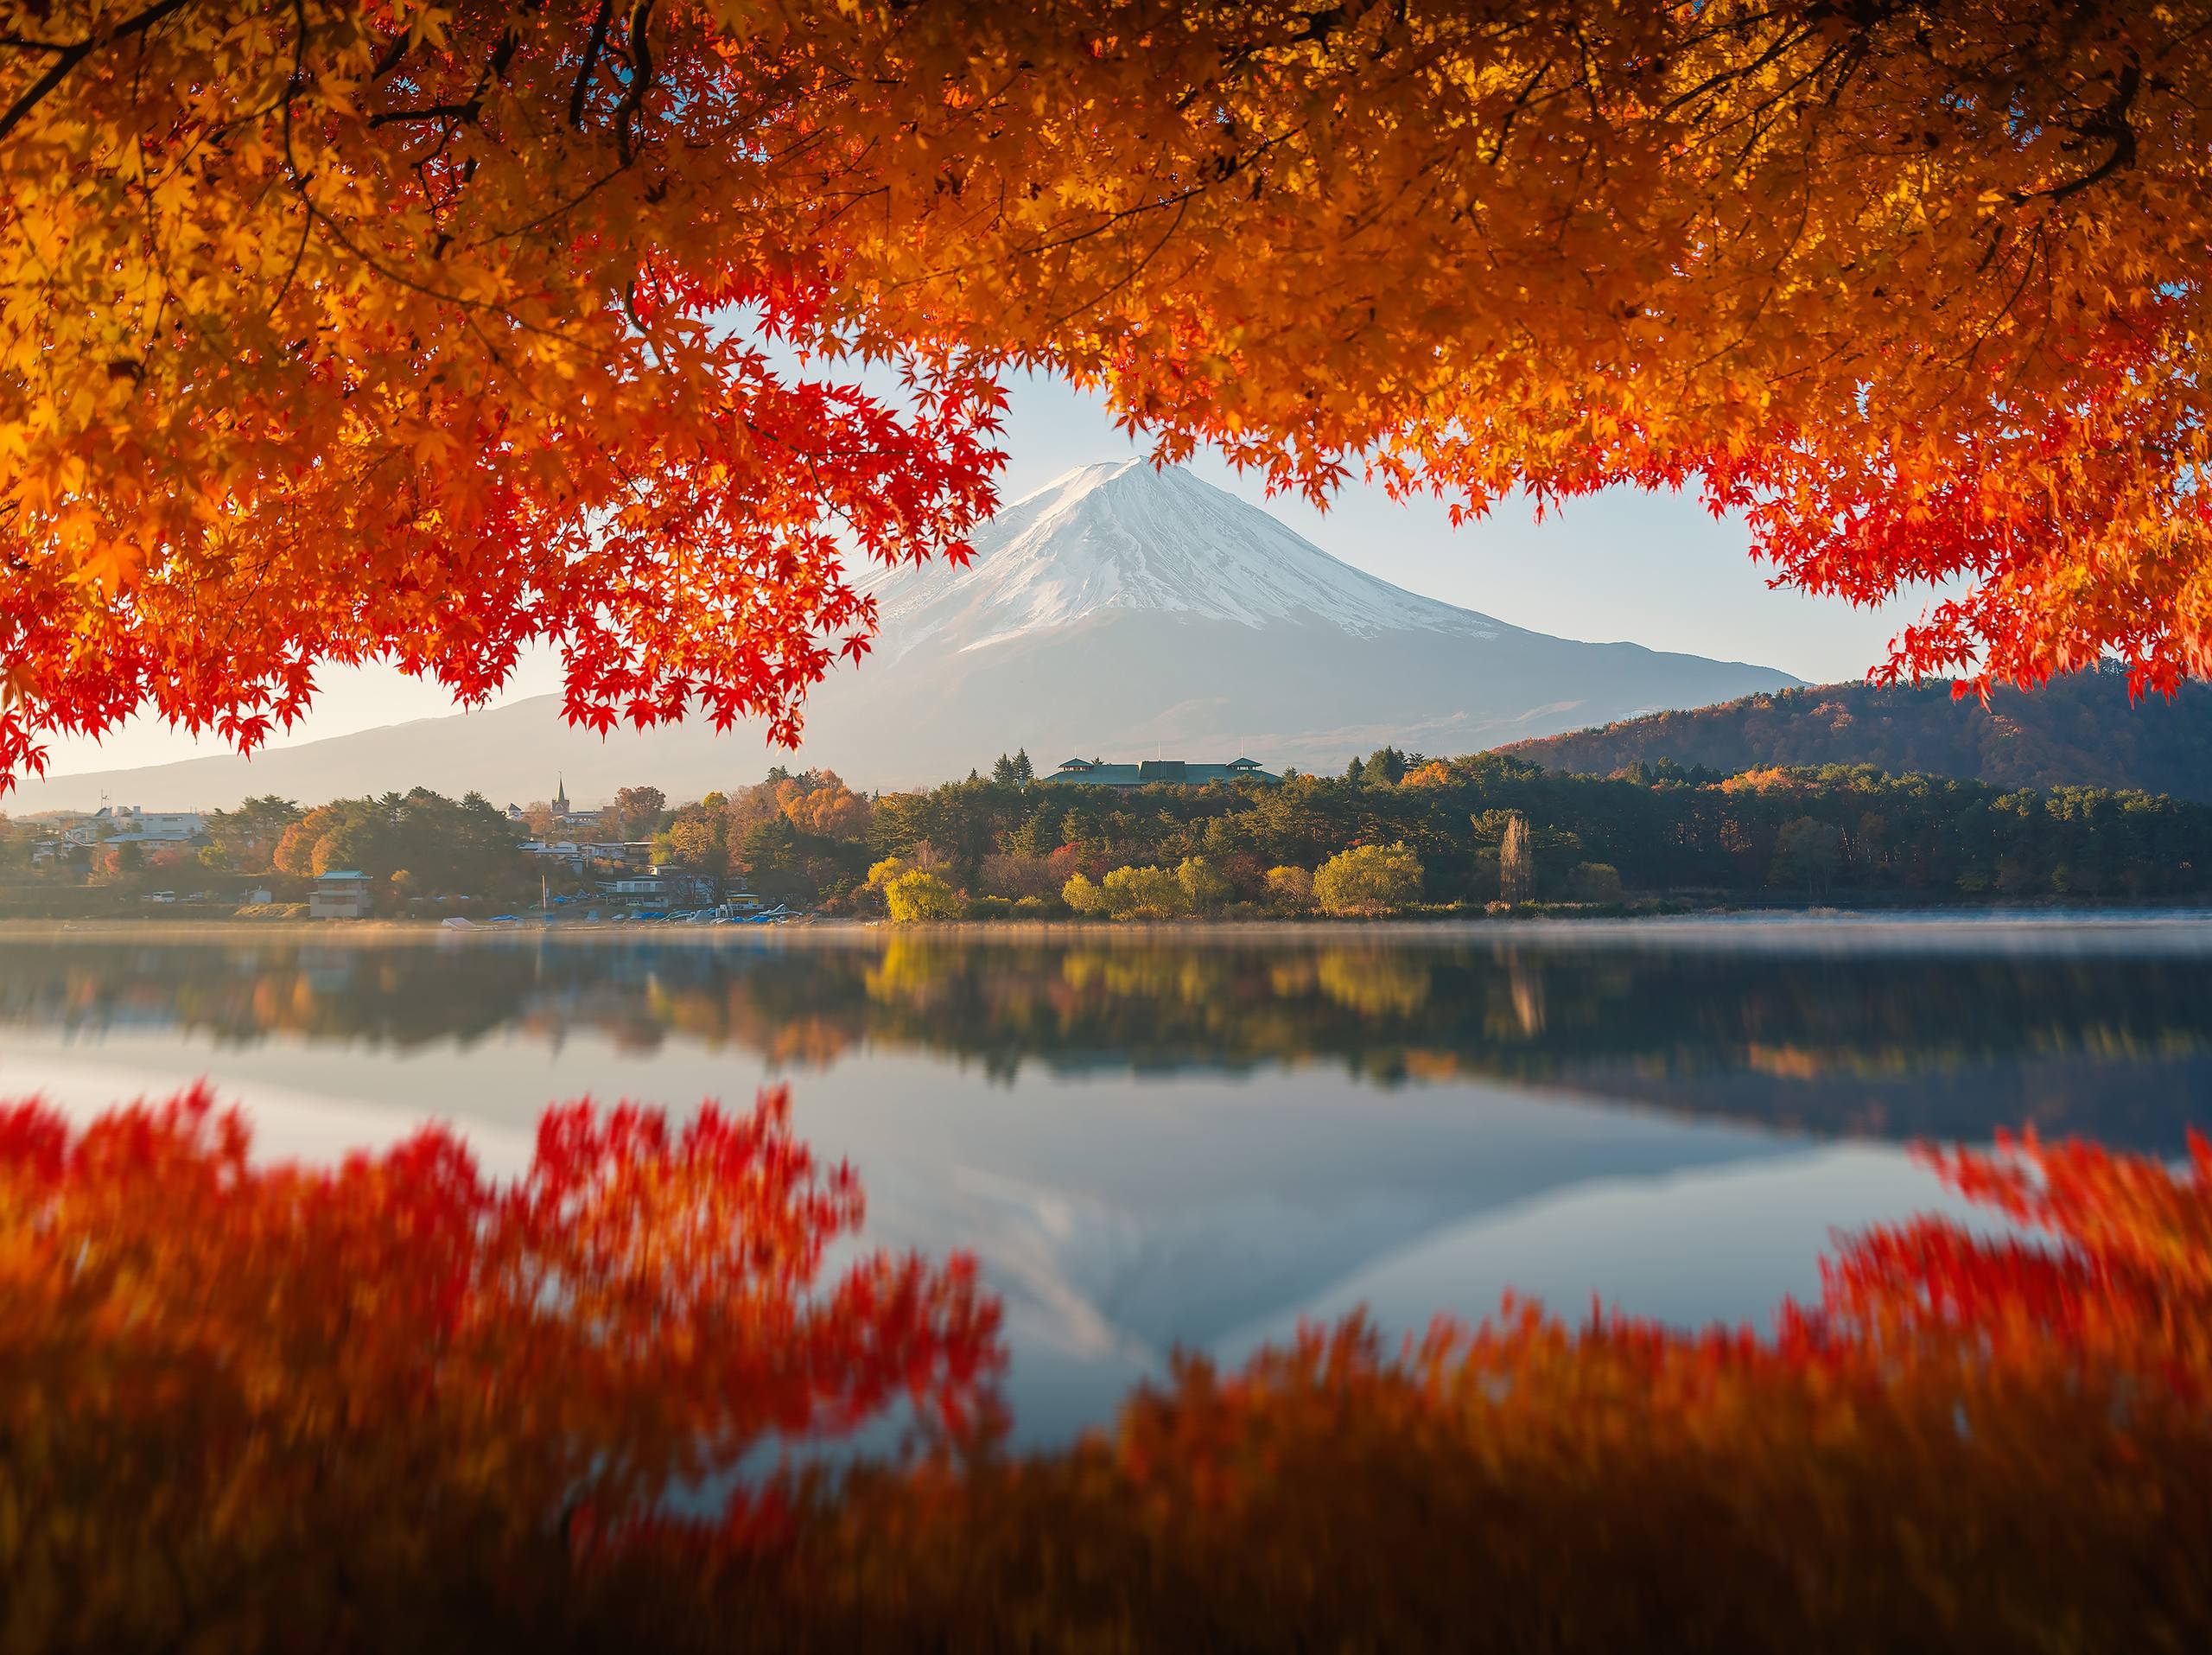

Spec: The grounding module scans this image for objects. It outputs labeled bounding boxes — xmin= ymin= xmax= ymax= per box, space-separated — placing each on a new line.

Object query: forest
xmin=7 ymin=751 xmax=2209 ymax=919
xmin=693 ymin=752 xmax=2212 ymax=914
xmin=1502 ymin=669 xmax=2212 ymax=802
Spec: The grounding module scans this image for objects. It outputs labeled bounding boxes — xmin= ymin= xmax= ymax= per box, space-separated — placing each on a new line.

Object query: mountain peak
xmin=863 ymin=460 xmax=1506 ymax=661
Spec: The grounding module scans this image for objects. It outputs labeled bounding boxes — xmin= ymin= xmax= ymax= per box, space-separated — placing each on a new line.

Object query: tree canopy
xmin=3 ymin=1 xmax=2208 ymax=788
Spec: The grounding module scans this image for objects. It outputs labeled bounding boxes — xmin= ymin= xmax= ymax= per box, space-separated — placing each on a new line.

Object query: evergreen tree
xmin=1014 ymin=748 xmax=1035 ymax=786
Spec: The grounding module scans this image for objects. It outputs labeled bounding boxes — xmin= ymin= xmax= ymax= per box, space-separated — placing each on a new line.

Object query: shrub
xmin=1175 ymin=856 xmax=1231 ymax=913
xmin=10 ymin=1091 xmax=2212 ymax=1650
xmin=883 ymin=870 xmax=964 ymax=922
xmin=976 ymin=851 xmax=1071 ymax=901
xmin=1263 ymin=865 xmax=1314 ymax=910
xmin=1101 ymin=864 xmax=1186 ymax=920
xmin=0 ymin=1085 xmax=995 ymax=1651
xmin=1567 ymin=861 xmax=1624 ymax=901
xmin=964 ymin=894 xmax=1015 ymax=920
xmin=1061 ymin=871 xmax=1107 ymax=915
xmin=1313 ymin=843 xmax=1423 ymax=916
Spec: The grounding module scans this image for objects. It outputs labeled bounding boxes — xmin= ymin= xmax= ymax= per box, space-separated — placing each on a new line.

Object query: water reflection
xmin=5 ymin=926 xmax=2211 ymax=1148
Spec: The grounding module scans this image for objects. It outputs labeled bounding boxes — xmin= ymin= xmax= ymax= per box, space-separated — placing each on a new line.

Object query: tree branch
xmin=0 ymin=0 xmax=196 ymax=143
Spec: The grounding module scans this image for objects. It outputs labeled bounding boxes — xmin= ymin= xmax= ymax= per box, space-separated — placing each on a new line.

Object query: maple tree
xmin=0 ymin=1082 xmax=998 ymax=1646
xmin=1 ymin=1 xmax=2208 ymax=791
xmin=10 ymin=1085 xmax=2212 ymax=1646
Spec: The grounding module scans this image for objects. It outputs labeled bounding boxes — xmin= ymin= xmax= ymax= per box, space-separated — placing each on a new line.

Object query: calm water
xmin=4 ymin=915 xmax=2209 ymax=1442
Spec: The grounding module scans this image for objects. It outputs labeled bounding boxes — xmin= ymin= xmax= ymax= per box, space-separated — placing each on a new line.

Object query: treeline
xmin=1499 ymin=669 xmax=2212 ymax=802
xmin=834 ymin=752 xmax=2209 ymax=914
xmin=10 ymin=753 xmax=2207 ymax=917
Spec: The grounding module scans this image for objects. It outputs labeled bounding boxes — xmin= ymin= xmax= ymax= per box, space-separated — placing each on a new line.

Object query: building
xmin=506 ymin=777 xmax=607 ymax=832
xmin=308 ymin=870 xmax=373 ymax=920
xmin=63 ymin=805 xmax=204 ymax=847
xmin=1040 ymin=756 xmax=1279 ymax=796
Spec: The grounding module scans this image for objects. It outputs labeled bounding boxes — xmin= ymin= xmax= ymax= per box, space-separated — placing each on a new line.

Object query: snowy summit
xmin=861 ymin=460 xmax=1504 ymax=663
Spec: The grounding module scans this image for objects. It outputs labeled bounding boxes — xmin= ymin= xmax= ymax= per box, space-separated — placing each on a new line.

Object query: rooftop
xmin=1041 ymin=756 xmax=1280 ymax=788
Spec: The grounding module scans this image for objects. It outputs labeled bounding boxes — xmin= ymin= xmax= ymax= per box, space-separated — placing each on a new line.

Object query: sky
xmin=37 ymin=371 xmax=1942 ymax=779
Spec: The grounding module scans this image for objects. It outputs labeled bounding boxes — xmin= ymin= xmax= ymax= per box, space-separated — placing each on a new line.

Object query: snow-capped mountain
xmin=7 ymin=463 xmax=1800 ymax=809
xmin=862 ymin=459 xmax=1498 ymax=661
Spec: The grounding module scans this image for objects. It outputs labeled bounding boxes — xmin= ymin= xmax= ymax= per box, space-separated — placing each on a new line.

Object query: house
xmin=1039 ymin=756 xmax=1280 ymax=796
xmin=602 ymin=875 xmax=668 ymax=905
xmin=308 ymin=870 xmax=373 ymax=920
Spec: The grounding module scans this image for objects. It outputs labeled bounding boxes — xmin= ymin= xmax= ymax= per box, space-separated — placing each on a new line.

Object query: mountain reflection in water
xmin=7 ymin=922 xmax=2209 ymax=1442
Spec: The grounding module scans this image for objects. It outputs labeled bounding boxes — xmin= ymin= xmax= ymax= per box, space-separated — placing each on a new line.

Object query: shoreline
xmin=6 ymin=905 xmax=2212 ymax=952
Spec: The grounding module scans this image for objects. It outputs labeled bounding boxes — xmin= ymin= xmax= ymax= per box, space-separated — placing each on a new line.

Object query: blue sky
xmin=38 ymin=371 xmax=1938 ymax=778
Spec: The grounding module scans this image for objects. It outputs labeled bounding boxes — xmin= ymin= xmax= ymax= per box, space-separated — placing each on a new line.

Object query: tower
xmin=553 ymin=776 xmax=569 ymax=818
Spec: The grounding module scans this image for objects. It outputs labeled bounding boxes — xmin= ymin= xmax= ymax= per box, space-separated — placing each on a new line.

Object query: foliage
xmin=1262 ymin=866 xmax=1313 ymax=911
xmin=603 ymin=787 xmax=668 ymax=843
xmin=1504 ymin=674 xmax=2212 ymax=804
xmin=1060 ymin=871 xmax=1106 ymax=917
xmin=8 ymin=4 xmax=2212 ymax=787
xmin=883 ymin=870 xmax=963 ymax=924
xmin=776 ymin=770 xmax=873 ymax=842
xmin=977 ymin=850 xmax=1077 ymax=901
xmin=1773 ymin=818 xmax=1845 ymax=897
xmin=1565 ymin=862 xmax=1624 ymax=902
xmin=10 ymin=1084 xmax=2212 ymax=1646
xmin=1100 ymin=865 xmax=1186 ymax=921
xmin=1174 ymin=856 xmax=1231 ymax=914
xmin=0 ymin=1085 xmax=998 ymax=1650
xmin=1497 ymin=812 xmax=1535 ymax=906
xmin=741 ymin=1130 xmax=2212 ymax=1650
xmin=198 ymin=795 xmax=304 ymax=873
xmin=270 ymin=788 xmax=525 ymax=896
xmin=1313 ymin=843 xmax=1423 ymax=917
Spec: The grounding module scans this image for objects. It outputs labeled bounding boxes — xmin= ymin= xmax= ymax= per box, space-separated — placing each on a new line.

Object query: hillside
xmin=1496 ymin=673 xmax=2212 ymax=801
xmin=5 ymin=462 xmax=1796 ymax=812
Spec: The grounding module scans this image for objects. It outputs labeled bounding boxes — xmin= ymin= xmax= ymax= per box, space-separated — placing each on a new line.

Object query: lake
xmin=4 ymin=914 xmax=2209 ymax=1445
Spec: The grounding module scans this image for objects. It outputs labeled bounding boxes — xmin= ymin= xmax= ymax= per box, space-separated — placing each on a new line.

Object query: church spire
xmin=553 ymin=774 xmax=569 ymax=817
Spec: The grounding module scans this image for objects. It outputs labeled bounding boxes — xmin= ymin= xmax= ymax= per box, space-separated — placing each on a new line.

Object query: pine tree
xmin=1014 ymin=748 xmax=1035 ymax=786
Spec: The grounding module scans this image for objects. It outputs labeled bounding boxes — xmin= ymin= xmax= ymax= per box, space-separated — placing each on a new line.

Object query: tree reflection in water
xmin=5 ymin=1082 xmax=2212 ymax=1649
xmin=5 ymin=932 xmax=2212 ymax=1147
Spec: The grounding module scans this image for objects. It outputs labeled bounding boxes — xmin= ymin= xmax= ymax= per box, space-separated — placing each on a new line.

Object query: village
xmin=0 ymin=779 xmax=771 ymax=922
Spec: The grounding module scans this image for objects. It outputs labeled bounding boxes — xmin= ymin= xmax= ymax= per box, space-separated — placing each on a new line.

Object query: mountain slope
xmin=861 ymin=459 xmax=1499 ymax=658
xmin=8 ymin=463 xmax=1800 ymax=811
xmin=1498 ymin=675 xmax=2212 ymax=801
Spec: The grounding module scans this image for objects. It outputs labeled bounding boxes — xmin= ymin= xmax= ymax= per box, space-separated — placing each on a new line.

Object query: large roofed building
xmin=1041 ymin=756 xmax=1279 ymax=795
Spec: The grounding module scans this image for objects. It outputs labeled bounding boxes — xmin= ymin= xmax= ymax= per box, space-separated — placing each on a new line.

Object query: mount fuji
xmin=10 ymin=461 xmax=1797 ymax=810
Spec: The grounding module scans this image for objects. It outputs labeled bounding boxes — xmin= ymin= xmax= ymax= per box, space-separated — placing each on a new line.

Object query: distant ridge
xmin=1496 ymin=673 xmax=2212 ymax=802
xmin=8 ymin=462 xmax=1798 ymax=812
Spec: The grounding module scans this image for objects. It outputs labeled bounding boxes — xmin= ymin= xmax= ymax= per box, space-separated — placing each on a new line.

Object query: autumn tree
xmin=1313 ymin=843 xmax=1423 ymax=916
xmin=778 ymin=771 xmax=872 ymax=841
xmin=4 ymin=3 xmax=2210 ymax=790
xmin=884 ymin=869 xmax=963 ymax=923
xmin=605 ymin=786 xmax=668 ymax=843
xmin=1497 ymin=813 xmax=1535 ymax=907
xmin=0 ymin=1083 xmax=998 ymax=1647
xmin=271 ymin=788 xmax=526 ymax=893
xmin=198 ymin=795 xmax=304 ymax=873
